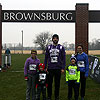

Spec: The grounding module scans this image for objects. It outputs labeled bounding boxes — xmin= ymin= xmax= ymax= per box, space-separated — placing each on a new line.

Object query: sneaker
xmin=55 ymin=97 xmax=59 ymax=100
xmin=68 ymin=98 xmax=71 ymax=100
xmin=48 ymin=97 xmax=51 ymax=100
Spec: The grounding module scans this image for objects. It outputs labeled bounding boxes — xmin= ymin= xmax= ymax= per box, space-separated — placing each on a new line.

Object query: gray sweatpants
xmin=26 ymin=74 xmax=36 ymax=100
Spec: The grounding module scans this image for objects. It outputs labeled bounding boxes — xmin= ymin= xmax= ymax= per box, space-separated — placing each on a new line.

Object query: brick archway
xmin=1 ymin=3 xmax=98 ymax=67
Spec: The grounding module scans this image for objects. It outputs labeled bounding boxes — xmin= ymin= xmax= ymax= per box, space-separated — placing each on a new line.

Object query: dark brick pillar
xmin=0 ymin=4 xmax=2 ymax=67
xmin=75 ymin=3 xmax=89 ymax=54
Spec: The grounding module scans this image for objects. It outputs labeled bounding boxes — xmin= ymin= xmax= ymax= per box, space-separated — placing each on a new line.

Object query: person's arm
xmin=24 ymin=58 xmax=29 ymax=77
xmin=85 ymin=54 xmax=89 ymax=77
xmin=36 ymin=72 xmax=39 ymax=88
xmin=66 ymin=67 xmax=69 ymax=82
xmin=77 ymin=67 xmax=80 ymax=83
xmin=9 ymin=49 xmax=10 ymax=54
xmin=61 ymin=46 xmax=66 ymax=70
xmin=44 ymin=46 xmax=49 ymax=69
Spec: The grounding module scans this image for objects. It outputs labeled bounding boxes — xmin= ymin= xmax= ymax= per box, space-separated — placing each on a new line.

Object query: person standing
xmin=24 ymin=49 xmax=40 ymax=100
xmin=36 ymin=63 xmax=47 ymax=100
xmin=5 ymin=48 xmax=11 ymax=68
xmin=44 ymin=34 xmax=66 ymax=100
xmin=75 ymin=44 xmax=89 ymax=100
xmin=66 ymin=56 xmax=80 ymax=100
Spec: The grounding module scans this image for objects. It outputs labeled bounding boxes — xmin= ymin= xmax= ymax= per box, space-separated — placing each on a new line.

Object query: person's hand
xmin=85 ymin=75 xmax=88 ymax=78
xmin=46 ymin=84 xmax=48 ymax=88
xmin=75 ymin=81 xmax=80 ymax=84
xmin=25 ymin=76 xmax=28 ymax=81
xmin=61 ymin=69 xmax=64 ymax=73
xmin=66 ymin=81 xmax=68 ymax=84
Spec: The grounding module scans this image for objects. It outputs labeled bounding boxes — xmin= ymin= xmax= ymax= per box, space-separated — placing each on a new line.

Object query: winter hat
xmin=38 ymin=63 xmax=45 ymax=70
xmin=70 ymin=54 xmax=77 ymax=62
xmin=52 ymin=34 xmax=59 ymax=40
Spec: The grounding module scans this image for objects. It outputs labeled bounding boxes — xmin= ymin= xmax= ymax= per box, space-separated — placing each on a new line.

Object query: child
xmin=36 ymin=63 xmax=47 ymax=100
xmin=66 ymin=56 xmax=80 ymax=100
xmin=24 ymin=49 xmax=40 ymax=100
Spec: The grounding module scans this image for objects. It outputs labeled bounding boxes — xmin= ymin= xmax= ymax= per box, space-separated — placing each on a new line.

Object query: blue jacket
xmin=75 ymin=52 xmax=89 ymax=77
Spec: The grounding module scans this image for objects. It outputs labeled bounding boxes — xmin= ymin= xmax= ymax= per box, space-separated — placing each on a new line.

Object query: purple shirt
xmin=44 ymin=44 xmax=66 ymax=69
xmin=24 ymin=56 xmax=40 ymax=76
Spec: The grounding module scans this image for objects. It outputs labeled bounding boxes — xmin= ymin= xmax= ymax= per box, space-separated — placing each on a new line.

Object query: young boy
xmin=36 ymin=63 xmax=47 ymax=100
xmin=66 ymin=56 xmax=80 ymax=100
xmin=24 ymin=49 xmax=40 ymax=100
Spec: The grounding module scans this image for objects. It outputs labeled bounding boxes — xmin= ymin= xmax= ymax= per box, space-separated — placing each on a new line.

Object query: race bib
xmin=39 ymin=73 xmax=46 ymax=80
xmin=77 ymin=61 xmax=85 ymax=67
xmin=69 ymin=69 xmax=75 ymax=75
xmin=51 ymin=57 xmax=58 ymax=63
xmin=29 ymin=64 xmax=36 ymax=71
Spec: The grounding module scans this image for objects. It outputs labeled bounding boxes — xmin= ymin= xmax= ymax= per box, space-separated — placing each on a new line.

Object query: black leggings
xmin=80 ymin=72 xmax=86 ymax=97
xmin=47 ymin=69 xmax=61 ymax=99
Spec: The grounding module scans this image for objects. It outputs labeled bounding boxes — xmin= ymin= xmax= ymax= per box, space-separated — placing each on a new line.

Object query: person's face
xmin=31 ymin=53 xmax=36 ymax=58
xmin=77 ymin=46 xmax=83 ymax=53
xmin=40 ymin=67 xmax=43 ymax=71
xmin=52 ymin=37 xmax=59 ymax=44
xmin=71 ymin=59 xmax=76 ymax=64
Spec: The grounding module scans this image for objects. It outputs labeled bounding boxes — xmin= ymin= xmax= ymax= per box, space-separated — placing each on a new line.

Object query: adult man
xmin=44 ymin=34 xmax=66 ymax=100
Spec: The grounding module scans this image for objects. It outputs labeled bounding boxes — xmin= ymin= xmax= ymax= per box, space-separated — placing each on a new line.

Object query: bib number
xmin=51 ymin=57 xmax=58 ymax=63
xmin=29 ymin=64 xmax=36 ymax=71
xmin=39 ymin=73 xmax=46 ymax=80
xmin=77 ymin=61 xmax=85 ymax=67
xmin=69 ymin=69 xmax=75 ymax=75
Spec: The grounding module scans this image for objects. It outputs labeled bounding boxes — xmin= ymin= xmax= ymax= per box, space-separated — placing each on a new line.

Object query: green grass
xmin=0 ymin=54 xmax=100 ymax=100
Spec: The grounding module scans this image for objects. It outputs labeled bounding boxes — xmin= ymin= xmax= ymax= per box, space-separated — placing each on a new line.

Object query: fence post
xmin=0 ymin=4 xmax=2 ymax=68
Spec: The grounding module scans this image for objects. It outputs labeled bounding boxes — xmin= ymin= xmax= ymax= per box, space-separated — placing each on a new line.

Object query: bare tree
xmin=68 ymin=43 xmax=75 ymax=50
xmin=89 ymin=38 xmax=100 ymax=50
xmin=33 ymin=32 xmax=52 ymax=53
xmin=62 ymin=42 xmax=68 ymax=50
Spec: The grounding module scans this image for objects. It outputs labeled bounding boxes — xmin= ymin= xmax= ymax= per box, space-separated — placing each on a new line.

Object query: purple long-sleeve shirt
xmin=24 ymin=56 xmax=40 ymax=76
xmin=44 ymin=44 xmax=66 ymax=69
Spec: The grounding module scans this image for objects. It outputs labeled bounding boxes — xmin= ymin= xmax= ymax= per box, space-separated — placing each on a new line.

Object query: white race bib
xmin=39 ymin=73 xmax=46 ymax=80
xmin=51 ymin=57 xmax=58 ymax=63
xmin=77 ymin=61 xmax=85 ymax=67
xmin=29 ymin=64 xmax=36 ymax=71
xmin=69 ymin=69 xmax=75 ymax=75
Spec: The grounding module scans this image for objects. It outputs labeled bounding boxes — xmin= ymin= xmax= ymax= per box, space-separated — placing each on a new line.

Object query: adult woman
xmin=75 ymin=44 xmax=89 ymax=100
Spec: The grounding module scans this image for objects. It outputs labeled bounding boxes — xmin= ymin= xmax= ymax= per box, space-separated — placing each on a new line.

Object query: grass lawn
xmin=0 ymin=54 xmax=100 ymax=100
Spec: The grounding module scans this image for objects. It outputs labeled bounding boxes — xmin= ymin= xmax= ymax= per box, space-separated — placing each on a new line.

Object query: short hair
xmin=31 ymin=49 xmax=37 ymax=54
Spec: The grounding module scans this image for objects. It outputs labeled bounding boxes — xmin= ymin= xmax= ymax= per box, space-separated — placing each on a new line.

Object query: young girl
xmin=24 ymin=49 xmax=40 ymax=100
xmin=66 ymin=56 xmax=80 ymax=100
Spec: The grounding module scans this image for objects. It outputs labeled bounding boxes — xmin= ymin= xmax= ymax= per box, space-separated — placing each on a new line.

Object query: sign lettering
xmin=2 ymin=10 xmax=75 ymax=22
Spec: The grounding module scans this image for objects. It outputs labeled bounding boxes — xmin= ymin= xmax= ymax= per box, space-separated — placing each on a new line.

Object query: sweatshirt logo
xmin=50 ymin=49 xmax=59 ymax=56
xmin=50 ymin=49 xmax=59 ymax=63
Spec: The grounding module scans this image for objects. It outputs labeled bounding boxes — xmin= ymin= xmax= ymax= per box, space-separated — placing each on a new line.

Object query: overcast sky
xmin=1 ymin=0 xmax=100 ymax=47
